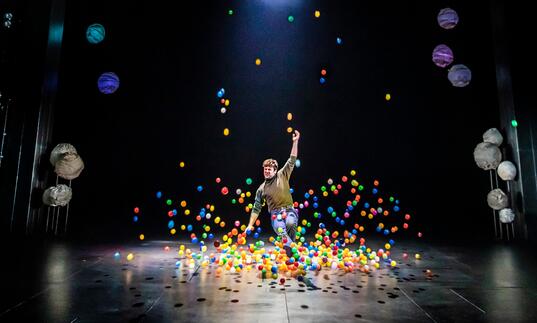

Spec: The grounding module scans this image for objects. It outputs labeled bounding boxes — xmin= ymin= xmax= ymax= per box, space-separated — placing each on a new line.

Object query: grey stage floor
xmin=2 ymin=237 xmax=537 ymax=322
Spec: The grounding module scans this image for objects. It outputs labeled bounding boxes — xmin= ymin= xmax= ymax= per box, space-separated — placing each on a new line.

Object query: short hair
xmin=262 ymin=158 xmax=278 ymax=170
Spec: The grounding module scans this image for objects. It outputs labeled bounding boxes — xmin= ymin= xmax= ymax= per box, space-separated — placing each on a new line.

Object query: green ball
xmin=511 ymin=120 xmax=518 ymax=127
xmin=246 ymin=178 xmax=253 ymax=185
xmin=166 ymin=199 xmax=172 ymax=205
xmin=228 ymin=9 xmax=234 ymax=15
xmin=288 ymin=15 xmax=294 ymax=22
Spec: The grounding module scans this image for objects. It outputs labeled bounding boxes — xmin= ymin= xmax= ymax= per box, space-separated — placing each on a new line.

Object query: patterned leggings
xmin=270 ymin=207 xmax=299 ymax=247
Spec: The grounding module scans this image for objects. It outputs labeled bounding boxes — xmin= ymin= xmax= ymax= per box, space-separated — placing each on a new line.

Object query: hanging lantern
xmin=432 ymin=44 xmax=454 ymax=68
xmin=437 ymin=8 xmax=459 ymax=30
xmin=448 ymin=64 xmax=471 ymax=87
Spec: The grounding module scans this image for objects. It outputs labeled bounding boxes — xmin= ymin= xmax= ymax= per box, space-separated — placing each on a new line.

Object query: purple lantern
xmin=437 ymin=8 xmax=459 ymax=30
xmin=448 ymin=64 xmax=471 ymax=87
xmin=98 ymin=72 xmax=120 ymax=94
xmin=432 ymin=44 xmax=454 ymax=68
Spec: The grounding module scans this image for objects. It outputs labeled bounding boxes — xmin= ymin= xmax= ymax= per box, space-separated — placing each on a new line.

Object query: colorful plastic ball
xmin=187 ymin=225 xmax=193 ymax=231
xmin=197 ymin=185 xmax=203 ymax=192
xmin=220 ymin=107 xmax=226 ymax=114
xmin=168 ymin=220 xmax=175 ymax=229
xmin=255 ymin=58 xmax=261 ymax=65
xmin=139 ymin=234 xmax=145 ymax=240
xmin=214 ymin=240 xmax=220 ymax=248
xmin=98 ymin=72 xmax=120 ymax=94
xmin=221 ymin=187 xmax=229 ymax=195
xmin=246 ymin=178 xmax=253 ymax=185
xmin=314 ymin=10 xmax=320 ymax=18
xmin=320 ymin=77 xmax=326 ymax=84
xmin=288 ymin=15 xmax=294 ymax=23
xmin=223 ymin=128 xmax=230 ymax=136
xmin=336 ymin=37 xmax=342 ymax=45
xmin=86 ymin=23 xmax=105 ymax=44
xmin=156 ymin=191 xmax=162 ymax=198
xmin=127 ymin=253 xmax=134 ymax=261
xmin=287 ymin=113 xmax=293 ymax=121
xmin=133 ymin=216 xmax=138 ymax=222
xmin=217 ymin=88 xmax=225 ymax=97
xmin=216 ymin=177 xmax=221 ymax=183
xmin=295 ymin=159 xmax=301 ymax=168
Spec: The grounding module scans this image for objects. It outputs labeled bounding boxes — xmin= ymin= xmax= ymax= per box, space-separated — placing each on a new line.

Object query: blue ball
xmin=208 ymin=233 xmax=214 ymax=239
xmin=336 ymin=37 xmax=342 ymax=45
xmin=348 ymin=205 xmax=354 ymax=211
xmin=197 ymin=185 xmax=203 ymax=192
xmin=254 ymin=232 xmax=259 ymax=239
xmin=192 ymin=237 xmax=198 ymax=244
xmin=168 ymin=220 xmax=175 ymax=229
xmin=217 ymin=88 xmax=225 ymax=98
xmin=172 ymin=209 xmax=177 ymax=215
xmin=187 ymin=224 xmax=193 ymax=232
xmin=327 ymin=207 xmax=334 ymax=213
xmin=256 ymin=227 xmax=262 ymax=233
xmin=304 ymin=193 xmax=310 ymax=199
xmin=313 ymin=202 xmax=318 ymax=209
xmin=340 ymin=220 xmax=345 ymax=226
xmin=393 ymin=206 xmax=400 ymax=212
xmin=383 ymin=229 xmax=389 ymax=235
xmin=372 ymin=188 xmax=378 ymax=194
xmin=319 ymin=223 xmax=325 ymax=229
xmin=313 ymin=196 xmax=318 ymax=202
xmin=86 ymin=23 xmax=105 ymax=44
xmin=376 ymin=226 xmax=381 ymax=232
xmin=290 ymin=188 xmax=294 ymax=194
xmin=295 ymin=159 xmax=301 ymax=168
xmin=156 ymin=191 xmax=162 ymax=198
xmin=98 ymin=72 xmax=120 ymax=94
xmin=133 ymin=216 xmax=138 ymax=222
xmin=320 ymin=77 xmax=326 ymax=84
xmin=389 ymin=239 xmax=395 ymax=245
xmin=364 ymin=203 xmax=370 ymax=208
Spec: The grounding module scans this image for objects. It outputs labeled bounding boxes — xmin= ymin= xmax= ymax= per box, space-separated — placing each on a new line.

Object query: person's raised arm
xmin=280 ymin=130 xmax=300 ymax=180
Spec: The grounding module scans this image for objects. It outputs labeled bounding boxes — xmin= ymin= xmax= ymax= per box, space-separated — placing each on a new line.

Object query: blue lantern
xmin=437 ymin=8 xmax=459 ymax=30
xmin=98 ymin=72 xmax=120 ymax=94
xmin=86 ymin=23 xmax=105 ymax=44
xmin=448 ymin=64 xmax=471 ymax=87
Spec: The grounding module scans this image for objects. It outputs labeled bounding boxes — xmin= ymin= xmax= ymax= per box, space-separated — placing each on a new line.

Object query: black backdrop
xmin=51 ymin=0 xmax=502 ymax=243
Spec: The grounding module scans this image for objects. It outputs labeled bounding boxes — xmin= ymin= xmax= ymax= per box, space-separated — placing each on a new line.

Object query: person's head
xmin=262 ymin=158 xmax=278 ymax=179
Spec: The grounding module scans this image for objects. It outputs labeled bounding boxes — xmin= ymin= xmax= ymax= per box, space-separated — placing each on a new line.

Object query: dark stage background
xmin=36 ymin=1 xmax=516 ymax=242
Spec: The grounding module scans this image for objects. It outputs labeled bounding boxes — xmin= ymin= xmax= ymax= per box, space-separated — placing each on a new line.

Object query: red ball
xmin=221 ymin=187 xmax=229 ymax=195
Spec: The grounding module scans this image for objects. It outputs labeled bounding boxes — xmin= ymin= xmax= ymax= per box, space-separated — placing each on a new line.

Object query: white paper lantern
xmin=497 ymin=161 xmax=517 ymax=181
xmin=50 ymin=143 xmax=77 ymax=166
xmin=55 ymin=152 xmax=85 ymax=180
xmin=483 ymin=128 xmax=503 ymax=146
xmin=474 ymin=142 xmax=502 ymax=170
xmin=487 ymin=188 xmax=509 ymax=210
xmin=42 ymin=184 xmax=72 ymax=206
xmin=499 ymin=208 xmax=515 ymax=223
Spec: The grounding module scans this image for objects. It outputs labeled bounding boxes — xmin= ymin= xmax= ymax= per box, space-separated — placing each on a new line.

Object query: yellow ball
xmin=225 ymin=99 xmax=230 ymax=106
xmin=180 ymin=225 xmax=186 ymax=230
xmin=127 ymin=253 xmax=134 ymax=261
xmin=205 ymin=226 xmax=211 ymax=232
xmin=385 ymin=93 xmax=391 ymax=101
xmin=170 ymin=228 xmax=176 ymax=235
xmin=287 ymin=127 xmax=293 ymax=133
xmin=139 ymin=234 xmax=145 ymax=240
xmin=415 ymin=253 xmax=421 ymax=260
xmin=255 ymin=58 xmax=261 ymax=65
xmin=184 ymin=209 xmax=190 ymax=215
xmin=287 ymin=112 xmax=293 ymax=121
xmin=350 ymin=169 xmax=356 ymax=176
xmin=314 ymin=10 xmax=320 ymax=18
xmin=179 ymin=161 xmax=185 ymax=168
xmin=390 ymin=260 xmax=396 ymax=267
xmin=223 ymin=128 xmax=230 ymax=136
